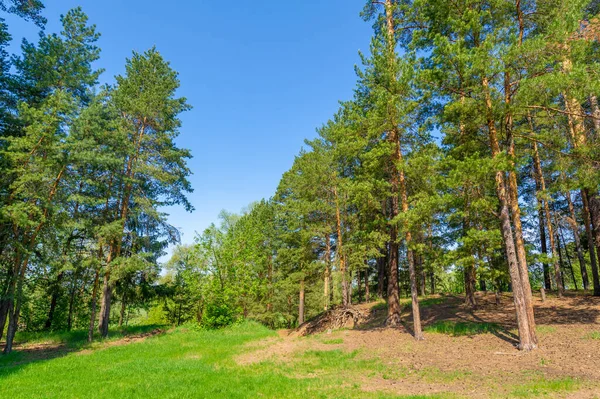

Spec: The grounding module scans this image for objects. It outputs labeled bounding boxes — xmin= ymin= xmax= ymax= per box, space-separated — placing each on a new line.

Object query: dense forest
xmin=2 ymin=0 xmax=600 ymax=356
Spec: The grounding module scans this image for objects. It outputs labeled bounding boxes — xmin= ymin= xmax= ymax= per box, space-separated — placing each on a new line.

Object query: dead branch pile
xmin=293 ymin=306 xmax=367 ymax=337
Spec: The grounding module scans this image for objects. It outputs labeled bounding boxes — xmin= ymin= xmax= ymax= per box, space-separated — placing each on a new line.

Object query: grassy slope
xmin=0 ymin=322 xmax=442 ymax=399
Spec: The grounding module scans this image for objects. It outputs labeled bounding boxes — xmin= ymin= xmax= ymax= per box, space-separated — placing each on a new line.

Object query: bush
xmin=201 ymin=302 xmax=236 ymax=329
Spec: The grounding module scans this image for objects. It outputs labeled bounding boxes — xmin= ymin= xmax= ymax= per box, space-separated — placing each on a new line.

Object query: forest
xmin=162 ymin=0 xmax=600 ymax=353
xmin=0 ymin=1 xmax=600 ymax=396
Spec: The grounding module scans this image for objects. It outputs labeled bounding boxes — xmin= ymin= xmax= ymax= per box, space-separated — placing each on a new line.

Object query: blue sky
xmin=5 ymin=1 xmax=372 ymax=249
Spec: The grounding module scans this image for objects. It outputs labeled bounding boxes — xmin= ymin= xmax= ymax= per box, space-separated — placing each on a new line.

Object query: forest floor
xmin=0 ymin=292 xmax=599 ymax=398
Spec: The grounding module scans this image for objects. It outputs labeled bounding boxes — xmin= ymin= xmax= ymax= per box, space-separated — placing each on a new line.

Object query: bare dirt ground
xmin=237 ymin=292 xmax=600 ymax=399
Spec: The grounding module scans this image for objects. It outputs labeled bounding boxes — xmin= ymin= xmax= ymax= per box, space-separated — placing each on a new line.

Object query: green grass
xmin=424 ymin=321 xmax=501 ymax=336
xmin=13 ymin=324 xmax=163 ymax=349
xmin=585 ymin=331 xmax=600 ymax=340
xmin=0 ymin=321 xmax=450 ymax=399
xmin=535 ymin=325 xmax=557 ymax=336
xmin=510 ymin=377 xmax=579 ymax=397
xmin=321 ymin=338 xmax=344 ymax=345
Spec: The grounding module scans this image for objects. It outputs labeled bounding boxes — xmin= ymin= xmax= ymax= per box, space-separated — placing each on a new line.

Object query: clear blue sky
xmin=5 ymin=1 xmax=372 ymax=248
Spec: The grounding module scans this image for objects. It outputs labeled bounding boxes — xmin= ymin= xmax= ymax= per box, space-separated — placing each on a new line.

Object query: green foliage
xmin=202 ymin=300 xmax=237 ymax=329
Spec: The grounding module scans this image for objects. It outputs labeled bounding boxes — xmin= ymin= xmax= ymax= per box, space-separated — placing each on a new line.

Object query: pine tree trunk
xmin=0 ymin=298 xmax=9 ymax=342
xmin=557 ymin=216 xmax=578 ymax=291
xmin=465 ymin=261 xmax=477 ymax=308
xmin=4 ymin=253 xmax=30 ymax=354
xmin=532 ymin=139 xmax=562 ymax=297
xmin=565 ymin=191 xmax=588 ymax=290
xmin=532 ymin=154 xmax=551 ymax=289
xmin=267 ymin=254 xmax=274 ymax=312
xmin=484 ymin=77 xmax=536 ymax=350
xmin=334 ymin=186 xmax=349 ymax=307
xmin=419 ymin=254 xmax=426 ymax=297
xmin=44 ymin=272 xmax=64 ymax=330
xmin=386 ymin=236 xmax=402 ymax=326
xmin=119 ymin=294 xmax=127 ymax=328
xmin=298 ymin=280 xmax=305 ymax=326
xmin=67 ymin=284 xmax=76 ymax=332
xmin=365 ymin=269 xmax=370 ymax=302
xmin=400 ymin=163 xmax=423 ymax=339
xmin=377 ymin=252 xmax=386 ymax=298
xmin=88 ymin=268 xmax=100 ymax=343
xmin=589 ymin=193 xmax=600 ymax=292
xmin=357 ymin=271 xmax=363 ymax=303
xmin=324 ymin=236 xmax=331 ymax=311
xmin=505 ymin=98 xmax=536 ymax=338
xmin=582 ymin=191 xmax=600 ymax=296
xmin=99 ymin=271 xmax=112 ymax=338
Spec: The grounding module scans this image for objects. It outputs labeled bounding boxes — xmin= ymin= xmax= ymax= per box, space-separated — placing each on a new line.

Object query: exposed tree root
xmin=293 ymin=306 xmax=367 ymax=336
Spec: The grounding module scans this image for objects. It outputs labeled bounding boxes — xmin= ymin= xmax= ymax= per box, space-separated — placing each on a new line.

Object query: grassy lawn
xmin=0 ymin=322 xmax=445 ymax=399
xmin=0 ymin=320 xmax=592 ymax=399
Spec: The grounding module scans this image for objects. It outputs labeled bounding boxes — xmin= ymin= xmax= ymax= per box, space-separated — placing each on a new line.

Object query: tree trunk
xmin=565 ymin=191 xmax=588 ymax=290
xmin=67 ymin=283 xmax=76 ymax=332
xmin=557 ymin=216 xmax=578 ymax=291
xmin=533 ymin=159 xmax=551 ymax=290
xmin=298 ymin=279 xmax=305 ymax=326
xmin=88 ymin=268 xmax=100 ymax=343
xmin=377 ymin=252 xmax=386 ymax=298
xmin=505 ymin=105 xmax=536 ymax=338
xmin=44 ymin=272 xmax=64 ymax=330
xmin=267 ymin=254 xmax=273 ymax=313
xmin=582 ymin=190 xmax=600 ymax=296
xmin=4 ymin=253 xmax=30 ymax=354
xmin=324 ymin=267 xmax=330 ymax=312
xmin=0 ymin=298 xmax=9 ymax=342
xmin=119 ymin=294 xmax=127 ymax=328
xmin=484 ymin=76 xmax=536 ymax=350
xmin=364 ymin=267 xmax=370 ymax=302
xmin=357 ymin=270 xmax=363 ymax=303
xmin=465 ymin=261 xmax=477 ymax=308
xmin=99 ymin=270 xmax=112 ymax=338
xmin=334 ymin=186 xmax=349 ymax=307
xmin=419 ymin=254 xmax=426 ymax=297
xmin=532 ymin=140 xmax=563 ymax=297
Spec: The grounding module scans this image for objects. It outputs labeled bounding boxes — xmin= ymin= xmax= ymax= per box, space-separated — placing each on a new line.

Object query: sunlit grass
xmin=510 ymin=377 xmax=579 ymax=397
xmin=0 ymin=321 xmax=448 ymax=399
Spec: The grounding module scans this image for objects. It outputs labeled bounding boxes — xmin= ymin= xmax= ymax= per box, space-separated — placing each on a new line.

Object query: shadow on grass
xmin=0 ymin=324 xmax=166 ymax=377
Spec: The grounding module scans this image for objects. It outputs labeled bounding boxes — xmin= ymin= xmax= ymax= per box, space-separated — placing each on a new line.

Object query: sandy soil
xmin=237 ymin=292 xmax=600 ymax=398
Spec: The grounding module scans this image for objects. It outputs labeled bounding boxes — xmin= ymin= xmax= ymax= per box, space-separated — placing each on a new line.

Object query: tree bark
xmin=532 ymin=156 xmax=551 ymax=290
xmin=99 ymin=270 xmax=112 ymax=338
xmin=483 ymin=76 xmax=536 ymax=350
xmin=44 ymin=272 xmax=64 ymax=330
xmin=298 ymin=279 xmax=305 ymax=326
xmin=532 ymin=140 xmax=563 ymax=297
xmin=118 ymin=294 xmax=127 ymax=328
xmin=0 ymin=298 xmax=9 ymax=342
xmin=364 ymin=268 xmax=370 ymax=302
xmin=88 ymin=267 xmax=100 ymax=343
xmin=582 ymin=191 xmax=600 ymax=296
xmin=465 ymin=261 xmax=477 ymax=308
xmin=505 ymin=83 xmax=537 ymax=337
xmin=377 ymin=252 xmax=386 ymax=298
xmin=334 ymin=186 xmax=349 ymax=306
xmin=565 ymin=191 xmax=588 ymax=290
